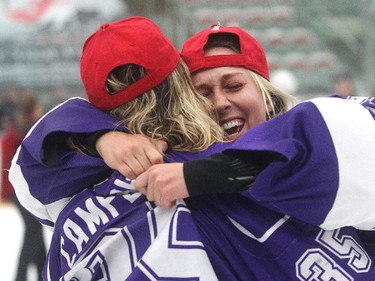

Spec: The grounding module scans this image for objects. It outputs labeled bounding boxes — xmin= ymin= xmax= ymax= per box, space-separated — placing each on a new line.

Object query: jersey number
xmin=296 ymin=229 xmax=371 ymax=281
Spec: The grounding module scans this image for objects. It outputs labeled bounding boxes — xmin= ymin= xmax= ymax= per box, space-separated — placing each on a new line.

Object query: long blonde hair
xmin=248 ymin=71 xmax=296 ymax=120
xmin=107 ymin=60 xmax=224 ymax=152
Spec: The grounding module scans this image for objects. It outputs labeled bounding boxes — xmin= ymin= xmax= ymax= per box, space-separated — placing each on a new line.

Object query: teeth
xmin=222 ymin=120 xmax=244 ymax=130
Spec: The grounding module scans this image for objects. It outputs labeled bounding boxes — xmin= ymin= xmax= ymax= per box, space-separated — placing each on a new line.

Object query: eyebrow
xmin=194 ymin=83 xmax=210 ymax=92
xmin=221 ymin=72 xmax=246 ymax=81
xmin=193 ymin=71 xmax=247 ymax=89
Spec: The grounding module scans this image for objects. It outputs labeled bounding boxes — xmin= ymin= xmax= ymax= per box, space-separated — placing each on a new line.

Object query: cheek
xmin=242 ymin=96 xmax=268 ymax=125
xmin=251 ymin=109 xmax=268 ymax=124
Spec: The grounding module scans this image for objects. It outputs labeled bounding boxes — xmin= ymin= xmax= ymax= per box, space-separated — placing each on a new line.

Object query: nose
xmin=212 ymin=91 xmax=230 ymax=112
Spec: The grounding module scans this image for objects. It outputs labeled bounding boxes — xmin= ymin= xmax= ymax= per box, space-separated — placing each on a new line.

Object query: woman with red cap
xmin=134 ymin=23 xmax=375 ymax=280
xmin=10 ymin=18 xmax=375 ymax=280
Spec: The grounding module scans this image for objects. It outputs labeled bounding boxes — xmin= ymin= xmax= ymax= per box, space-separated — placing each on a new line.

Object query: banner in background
xmin=0 ymin=0 xmax=127 ymax=88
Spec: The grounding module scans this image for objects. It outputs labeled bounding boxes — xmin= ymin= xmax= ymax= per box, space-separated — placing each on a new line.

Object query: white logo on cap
xmin=211 ymin=21 xmax=221 ymax=31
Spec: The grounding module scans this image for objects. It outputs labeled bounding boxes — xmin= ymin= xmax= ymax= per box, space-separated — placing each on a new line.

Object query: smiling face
xmin=191 ymin=47 xmax=269 ymax=141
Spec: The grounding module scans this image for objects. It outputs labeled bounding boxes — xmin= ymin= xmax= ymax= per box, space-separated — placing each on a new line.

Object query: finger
xmin=134 ymin=171 xmax=148 ymax=194
xmin=166 ymin=199 xmax=176 ymax=208
xmin=119 ymin=156 xmax=146 ymax=179
xmin=146 ymin=174 xmax=155 ymax=202
xmin=143 ymin=148 xmax=164 ymax=166
xmin=127 ymin=145 xmax=161 ymax=175
xmin=117 ymin=163 xmax=136 ymax=180
xmin=155 ymin=191 xmax=162 ymax=207
xmin=134 ymin=151 xmax=154 ymax=171
xmin=154 ymin=140 xmax=168 ymax=154
xmin=158 ymin=196 xmax=176 ymax=209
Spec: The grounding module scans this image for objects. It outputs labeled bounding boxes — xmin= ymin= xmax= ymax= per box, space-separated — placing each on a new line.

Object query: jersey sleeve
xmin=224 ymin=97 xmax=375 ymax=230
xmin=9 ymin=97 xmax=119 ymax=228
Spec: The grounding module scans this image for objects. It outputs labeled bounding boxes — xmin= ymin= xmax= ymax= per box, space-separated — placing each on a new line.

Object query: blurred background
xmin=0 ymin=0 xmax=374 ymax=107
xmin=0 ymin=0 xmax=375 ymax=280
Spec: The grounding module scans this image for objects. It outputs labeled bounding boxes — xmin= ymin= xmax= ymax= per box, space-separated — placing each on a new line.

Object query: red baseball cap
xmin=80 ymin=16 xmax=180 ymax=110
xmin=181 ymin=23 xmax=269 ymax=80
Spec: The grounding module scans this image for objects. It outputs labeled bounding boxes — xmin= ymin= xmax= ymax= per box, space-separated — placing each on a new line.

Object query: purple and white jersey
xmin=10 ymin=96 xmax=375 ymax=280
xmin=47 ymin=173 xmax=217 ymax=280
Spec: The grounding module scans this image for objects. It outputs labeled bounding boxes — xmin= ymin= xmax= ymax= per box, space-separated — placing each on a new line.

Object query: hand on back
xmin=96 ymin=131 xmax=167 ymax=179
xmin=134 ymin=163 xmax=189 ymax=208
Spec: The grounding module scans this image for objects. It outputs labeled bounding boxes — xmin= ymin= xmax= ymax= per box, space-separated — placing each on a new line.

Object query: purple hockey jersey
xmin=9 ymin=96 xmax=375 ymax=280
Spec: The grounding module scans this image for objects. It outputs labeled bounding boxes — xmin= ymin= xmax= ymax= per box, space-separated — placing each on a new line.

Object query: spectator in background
xmin=44 ymin=85 xmax=68 ymax=111
xmin=1 ymin=92 xmax=46 ymax=281
xmin=0 ymin=107 xmax=5 ymax=136
xmin=0 ymin=86 xmax=20 ymax=134
xmin=332 ymin=71 xmax=355 ymax=97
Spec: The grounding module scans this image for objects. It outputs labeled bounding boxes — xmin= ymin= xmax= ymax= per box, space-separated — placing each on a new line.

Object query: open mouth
xmin=221 ymin=119 xmax=244 ymax=140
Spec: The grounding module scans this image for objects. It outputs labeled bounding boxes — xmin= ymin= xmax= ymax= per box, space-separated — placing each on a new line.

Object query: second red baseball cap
xmin=181 ymin=23 xmax=269 ymax=80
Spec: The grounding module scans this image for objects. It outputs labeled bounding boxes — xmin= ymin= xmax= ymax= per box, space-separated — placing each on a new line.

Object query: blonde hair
xmin=248 ymin=71 xmax=297 ymax=120
xmin=107 ymin=61 xmax=224 ymax=152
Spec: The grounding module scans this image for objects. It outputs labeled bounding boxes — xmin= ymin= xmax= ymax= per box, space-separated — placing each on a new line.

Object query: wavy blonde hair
xmin=248 ymin=71 xmax=296 ymax=120
xmin=107 ymin=60 xmax=224 ymax=152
